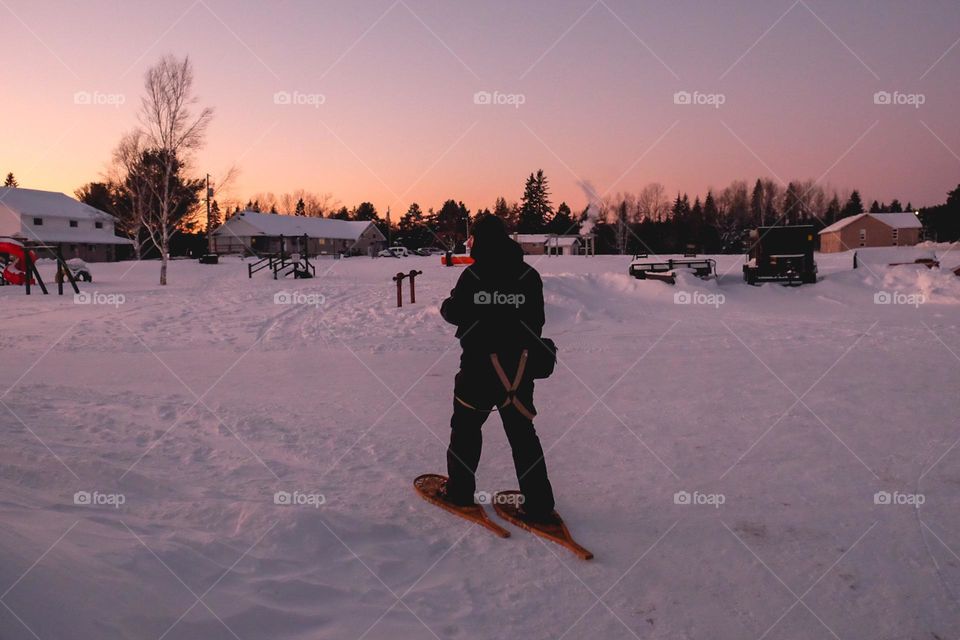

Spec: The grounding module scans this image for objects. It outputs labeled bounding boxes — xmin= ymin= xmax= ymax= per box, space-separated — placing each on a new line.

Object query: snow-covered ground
xmin=1 ymin=245 xmax=960 ymax=639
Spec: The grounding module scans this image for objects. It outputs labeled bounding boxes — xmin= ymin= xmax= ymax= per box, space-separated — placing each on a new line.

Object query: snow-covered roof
xmin=513 ymin=233 xmax=582 ymax=246
xmin=213 ymin=211 xmax=381 ymax=241
xmin=819 ymin=212 xmax=922 ymax=234
xmin=0 ymin=187 xmax=116 ymax=221
xmin=873 ymin=212 xmax=923 ymax=229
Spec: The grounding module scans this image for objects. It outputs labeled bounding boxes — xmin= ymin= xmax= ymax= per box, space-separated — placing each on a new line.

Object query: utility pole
xmin=205 ymin=173 xmax=212 ymax=235
xmin=386 ymin=207 xmax=392 ymax=246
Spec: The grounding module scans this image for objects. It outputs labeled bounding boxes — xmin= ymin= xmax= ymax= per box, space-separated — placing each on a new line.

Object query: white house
xmin=512 ymin=233 xmax=586 ymax=256
xmin=0 ymin=187 xmax=133 ymax=261
xmin=210 ymin=211 xmax=386 ymax=256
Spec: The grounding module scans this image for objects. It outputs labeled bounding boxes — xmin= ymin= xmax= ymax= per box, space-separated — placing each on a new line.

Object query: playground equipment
xmin=629 ymin=255 xmax=717 ymax=285
xmin=392 ymin=270 xmax=423 ymax=307
xmin=0 ymin=237 xmax=36 ymax=286
xmin=742 ymin=225 xmax=817 ymax=285
xmin=247 ymin=234 xmax=317 ymax=279
xmin=0 ymin=237 xmax=79 ymax=295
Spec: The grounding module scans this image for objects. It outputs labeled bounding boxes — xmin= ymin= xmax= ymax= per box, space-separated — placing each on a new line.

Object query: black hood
xmin=469 ymin=215 xmax=524 ymax=267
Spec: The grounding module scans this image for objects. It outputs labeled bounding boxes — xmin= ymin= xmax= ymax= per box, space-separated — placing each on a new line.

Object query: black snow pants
xmin=445 ymin=353 xmax=555 ymax=516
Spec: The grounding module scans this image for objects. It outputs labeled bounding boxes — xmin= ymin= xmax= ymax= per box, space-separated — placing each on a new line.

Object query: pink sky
xmin=1 ymin=0 xmax=958 ymax=213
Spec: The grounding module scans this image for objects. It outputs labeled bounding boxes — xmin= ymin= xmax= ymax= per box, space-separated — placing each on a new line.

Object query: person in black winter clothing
xmin=440 ymin=214 xmax=556 ymax=520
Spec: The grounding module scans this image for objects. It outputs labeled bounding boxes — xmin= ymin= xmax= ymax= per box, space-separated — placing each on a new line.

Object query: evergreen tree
xmin=751 ymin=179 xmax=764 ymax=226
xmin=869 ymin=200 xmax=881 ymax=213
xmin=918 ymin=185 xmax=960 ymax=242
xmin=353 ymin=202 xmax=378 ymax=221
xmin=889 ymin=199 xmax=903 ymax=213
xmin=548 ymin=201 xmax=577 ymax=235
xmin=3 ymin=172 xmax=17 ymax=187
xmin=703 ymin=191 xmax=719 ymax=226
xmin=399 ymin=203 xmax=424 ymax=231
xmin=842 ymin=191 xmax=865 ymax=217
xmin=519 ymin=169 xmax=553 ymax=232
xmin=436 ymin=199 xmax=469 ymax=246
xmin=398 ymin=202 xmax=432 ymax=248
xmin=207 ymin=200 xmax=221 ymax=233
xmin=492 ymin=196 xmax=516 ymax=230
xmin=331 ymin=206 xmax=350 ymax=220
xmin=295 ymin=198 xmax=306 ymax=216
xmin=824 ymin=195 xmax=841 ymax=225
xmin=782 ymin=182 xmax=803 ymax=225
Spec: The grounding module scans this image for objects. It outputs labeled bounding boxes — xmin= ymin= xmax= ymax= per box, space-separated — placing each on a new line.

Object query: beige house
xmin=210 ymin=211 xmax=386 ymax=256
xmin=818 ymin=212 xmax=922 ymax=253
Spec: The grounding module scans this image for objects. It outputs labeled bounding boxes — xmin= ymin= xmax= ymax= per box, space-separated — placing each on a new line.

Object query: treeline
xmin=222 ymin=171 xmax=958 ymax=254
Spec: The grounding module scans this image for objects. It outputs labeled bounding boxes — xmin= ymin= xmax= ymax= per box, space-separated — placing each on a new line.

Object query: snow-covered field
xmin=2 ymin=245 xmax=960 ymax=640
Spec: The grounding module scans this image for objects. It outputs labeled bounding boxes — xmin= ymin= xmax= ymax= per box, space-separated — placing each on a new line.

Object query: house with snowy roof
xmin=818 ymin=212 xmax=923 ymax=253
xmin=512 ymin=233 xmax=587 ymax=256
xmin=210 ymin=210 xmax=386 ymax=256
xmin=0 ymin=187 xmax=133 ymax=261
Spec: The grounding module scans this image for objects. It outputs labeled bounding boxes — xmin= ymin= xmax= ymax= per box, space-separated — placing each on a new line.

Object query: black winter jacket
xmin=440 ymin=239 xmax=545 ymax=364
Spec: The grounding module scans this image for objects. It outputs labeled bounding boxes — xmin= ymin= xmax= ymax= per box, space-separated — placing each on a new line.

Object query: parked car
xmin=65 ymin=258 xmax=92 ymax=282
xmin=378 ymin=247 xmax=410 ymax=258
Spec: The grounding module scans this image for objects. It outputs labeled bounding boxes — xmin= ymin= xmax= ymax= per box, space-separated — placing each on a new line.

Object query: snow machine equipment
xmin=742 ymin=225 xmax=817 ymax=286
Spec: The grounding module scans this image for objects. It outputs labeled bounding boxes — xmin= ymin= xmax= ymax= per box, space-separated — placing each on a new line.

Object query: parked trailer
xmin=742 ymin=225 xmax=817 ymax=285
xmin=628 ymin=256 xmax=716 ymax=284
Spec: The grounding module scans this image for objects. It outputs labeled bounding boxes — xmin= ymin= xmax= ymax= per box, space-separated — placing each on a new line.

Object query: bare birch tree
xmin=138 ymin=55 xmax=213 ymax=284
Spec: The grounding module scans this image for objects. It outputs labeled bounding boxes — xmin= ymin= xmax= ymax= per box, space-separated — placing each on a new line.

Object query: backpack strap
xmin=490 ymin=350 xmax=535 ymax=421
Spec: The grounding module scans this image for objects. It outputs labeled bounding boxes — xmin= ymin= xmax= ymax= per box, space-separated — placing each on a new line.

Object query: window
xmin=32 ymin=217 xmax=42 ymax=226
xmin=95 ymin=222 xmax=103 ymax=229
xmin=858 ymin=228 xmax=866 ymax=247
xmin=891 ymin=228 xmax=899 ymax=245
xmin=69 ymin=220 xmax=78 ymax=228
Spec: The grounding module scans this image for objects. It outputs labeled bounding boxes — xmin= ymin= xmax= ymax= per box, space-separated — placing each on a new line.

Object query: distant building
xmin=0 ymin=187 xmax=133 ymax=261
xmin=818 ymin=212 xmax=922 ymax=253
xmin=210 ymin=210 xmax=386 ymax=256
xmin=512 ymin=233 xmax=587 ymax=256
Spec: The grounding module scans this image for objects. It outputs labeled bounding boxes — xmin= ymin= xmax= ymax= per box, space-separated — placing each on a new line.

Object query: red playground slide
xmin=0 ymin=238 xmax=37 ymax=286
